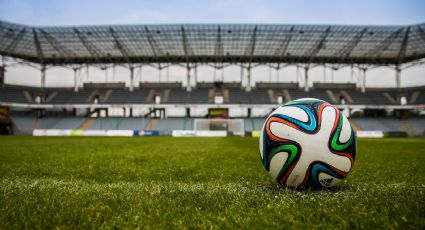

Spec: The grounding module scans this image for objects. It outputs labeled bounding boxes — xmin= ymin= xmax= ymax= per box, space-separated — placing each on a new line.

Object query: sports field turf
xmin=0 ymin=136 xmax=424 ymax=229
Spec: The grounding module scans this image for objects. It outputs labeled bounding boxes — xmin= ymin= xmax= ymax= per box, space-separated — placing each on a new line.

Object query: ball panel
xmin=339 ymin=115 xmax=351 ymax=143
xmin=329 ymin=112 xmax=354 ymax=152
xmin=310 ymin=162 xmax=346 ymax=189
xmin=271 ymin=106 xmax=309 ymax=122
xmin=269 ymin=121 xmax=307 ymax=142
xmin=318 ymin=172 xmax=343 ymax=187
xmin=319 ymin=106 xmax=338 ymax=136
xmin=269 ymin=152 xmax=288 ymax=180
xmin=288 ymin=98 xmax=324 ymax=104
xmin=268 ymin=144 xmax=300 ymax=185
xmin=285 ymin=156 xmax=311 ymax=187
xmin=271 ymin=105 xmax=317 ymax=132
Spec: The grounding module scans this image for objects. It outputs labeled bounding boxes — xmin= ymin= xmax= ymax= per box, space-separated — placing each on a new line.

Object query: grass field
xmin=0 ymin=136 xmax=424 ymax=229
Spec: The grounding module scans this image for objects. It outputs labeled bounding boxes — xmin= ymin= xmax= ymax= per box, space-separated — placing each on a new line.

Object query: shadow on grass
xmin=259 ymin=181 xmax=353 ymax=194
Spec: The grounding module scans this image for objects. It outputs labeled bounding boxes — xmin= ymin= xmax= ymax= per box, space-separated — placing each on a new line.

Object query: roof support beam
xmin=416 ymin=25 xmax=425 ymax=42
xmin=39 ymin=29 xmax=74 ymax=60
xmin=181 ymin=26 xmax=191 ymax=64
xmin=129 ymin=66 xmax=135 ymax=91
xmin=74 ymin=28 xmax=104 ymax=62
xmin=334 ymin=28 xmax=367 ymax=62
xmin=304 ymin=66 xmax=309 ymax=92
xmin=73 ymin=67 xmax=79 ymax=92
xmin=110 ymin=27 xmax=133 ymax=65
xmin=144 ymin=26 xmax=161 ymax=58
xmin=214 ymin=26 xmax=223 ymax=59
xmin=395 ymin=65 xmax=401 ymax=90
xmin=3 ymin=28 xmax=27 ymax=55
xmin=0 ymin=22 xmax=8 ymax=37
xmin=186 ymin=66 xmax=192 ymax=92
xmin=40 ymin=64 xmax=46 ymax=89
xmin=246 ymin=66 xmax=252 ymax=92
xmin=241 ymin=26 xmax=258 ymax=91
xmin=397 ymin=27 xmax=410 ymax=65
xmin=246 ymin=26 xmax=258 ymax=65
xmin=367 ymin=28 xmax=403 ymax=59
xmin=32 ymin=28 xmax=44 ymax=64
xmin=274 ymin=26 xmax=294 ymax=59
xmin=360 ymin=68 xmax=367 ymax=93
xmin=305 ymin=27 xmax=331 ymax=64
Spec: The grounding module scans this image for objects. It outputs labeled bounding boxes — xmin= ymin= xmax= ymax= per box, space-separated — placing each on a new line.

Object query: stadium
xmin=0 ymin=1 xmax=424 ymax=229
xmin=1 ymin=21 xmax=425 ymax=136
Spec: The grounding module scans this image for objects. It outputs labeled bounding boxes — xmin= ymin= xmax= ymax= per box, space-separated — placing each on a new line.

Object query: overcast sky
xmin=1 ymin=0 xmax=424 ymax=88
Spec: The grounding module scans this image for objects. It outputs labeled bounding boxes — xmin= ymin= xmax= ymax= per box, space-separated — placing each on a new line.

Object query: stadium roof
xmin=0 ymin=20 xmax=424 ymax=65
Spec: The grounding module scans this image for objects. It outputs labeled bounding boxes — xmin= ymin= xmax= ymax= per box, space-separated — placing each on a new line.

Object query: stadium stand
xmin=0 ymin=87 xmax=29 ymax=103
xmin=187 ymin=88 xmax=210 ymax=104
xmin=409 ymin=117 xmax=425 ymax=136
xmin=80 ymin=117 xmax=194 ymax=132
xmin=1 ymin=85 xmax=425 ymax=105
xmin=35 ymin=117 xmax=85 ymax=130
xmin=88 ymin=117 xmax=149 ymax=130
xmin=48 ymin=117 xmax=86 ymax=129
xmin=250 ymin=88 xmax=273 ymax=104
xmin=11 ymin=116 xmax=34 ymax=134
xmin=10 ymin=115 xmax=424 ymax=137
xmin=126 ymin=89 xmax=150 ymax=104
xmin=226 ymin=88 xmax=251 ymax=104
xmin=352 ymin=118 xmax=404 ymax=131
xmin=165 ymin=89 xmax=188 ymax=104
xmin=1 ymin=20 xmax=424 ymax=136
xmin=48 ymin=90 xmax=73 ymax=104
xmin=4 ymin=83 xmax=424 ymax=136
xmin=153 ymin=118 xmax=187 ymax=132
xmin=244 ymin=118 xmax=264 ymax=132
xmin=103 ymin=89 xmax=129 ymax=104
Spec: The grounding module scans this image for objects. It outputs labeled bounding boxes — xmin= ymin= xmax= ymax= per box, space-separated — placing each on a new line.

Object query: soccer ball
xmin=259 ymin=98 xmax=356 ymax=189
